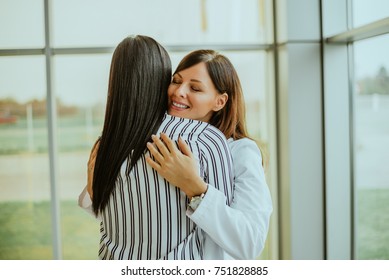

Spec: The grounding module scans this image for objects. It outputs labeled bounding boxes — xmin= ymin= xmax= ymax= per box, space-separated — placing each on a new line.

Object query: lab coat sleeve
xmin=78 ymin=186 xmax=101 ymax=220
xmin=188 ymin=138 xmax=273 ymax=259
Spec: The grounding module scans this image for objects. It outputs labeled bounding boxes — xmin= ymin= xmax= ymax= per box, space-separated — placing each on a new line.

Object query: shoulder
xmin=197 ymin=124 xmax=230 ymax=155
xmin=199 ymin=124 xmax=228 ymax=143
xmin=228 ymin=138 xmax=263 ymax=162
xmin=157 ymin=113 xmax=209 ymax=139
xmin=228 ymin=138 xmax=261 ymax=153
xmin=228 ymin=138 xmax=266 ymax=180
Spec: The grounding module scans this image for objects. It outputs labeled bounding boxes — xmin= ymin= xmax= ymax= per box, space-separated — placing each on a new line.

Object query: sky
xmin=0 ymin=0 xmax=388 ymax=106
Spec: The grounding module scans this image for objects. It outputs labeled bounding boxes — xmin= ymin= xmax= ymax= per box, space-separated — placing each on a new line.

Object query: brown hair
xmin=174 ymin=50 xmax=248 ymax=140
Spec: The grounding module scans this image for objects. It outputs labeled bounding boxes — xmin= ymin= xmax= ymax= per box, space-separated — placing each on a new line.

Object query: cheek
xmin=167 ymin=87 xmax=174 ymax=99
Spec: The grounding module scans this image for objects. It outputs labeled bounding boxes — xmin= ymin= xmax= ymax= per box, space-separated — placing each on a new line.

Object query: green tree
xmin=358 ymin=66 xmax=389 ymax=95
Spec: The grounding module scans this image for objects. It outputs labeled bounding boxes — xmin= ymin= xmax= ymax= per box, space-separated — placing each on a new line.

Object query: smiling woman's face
xmin=167 ymin=62 xmax=227 ymax=123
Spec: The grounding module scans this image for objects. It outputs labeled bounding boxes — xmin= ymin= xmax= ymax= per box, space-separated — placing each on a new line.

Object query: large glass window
xmin=352 ymin=0 xmax=389 ymax=27
xmin=353 ymin=34 xmax=389 ymax=259
xmin=53 ymin=54 xmax=111 ymax=259
xmin=51 ymin=0 xmax=269 ymax=48
xmin=0 ymin=0 xmax=45 ymax=49
xmin=0 ymin=56 xmax=52 ymax=259
xmin=1 ymin=0 xmax=274 ymax=259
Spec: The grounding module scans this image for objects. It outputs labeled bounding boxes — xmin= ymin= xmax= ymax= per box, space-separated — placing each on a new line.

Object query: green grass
xmin=0 ymin=115 xmax=103 ymax=154
xmin=0 ymin=200 xmax=99 ymax=260
xmin=356 ymin=188 xmax=389 ymax=259
xmin=1 ymin=189 xmax=388 ymax=260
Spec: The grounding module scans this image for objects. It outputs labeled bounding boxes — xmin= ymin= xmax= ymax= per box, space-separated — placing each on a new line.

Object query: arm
xmin=147 ymin=135 xmax=272 ymax=259
xmin=78 ymin=139 xmax=101 ymax=219
xmin=189 ymin=138 xmax=273 ymax=259
xmin=146 ymin=132 xmax=272 ymax=259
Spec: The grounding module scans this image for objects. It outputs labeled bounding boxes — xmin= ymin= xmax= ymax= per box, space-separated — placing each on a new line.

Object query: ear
xmin=213 ymin=92 xmax=228 ymax=112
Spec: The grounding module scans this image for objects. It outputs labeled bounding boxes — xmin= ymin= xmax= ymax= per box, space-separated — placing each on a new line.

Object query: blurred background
xmin=0 ymin=0 xmax=388 ymax=260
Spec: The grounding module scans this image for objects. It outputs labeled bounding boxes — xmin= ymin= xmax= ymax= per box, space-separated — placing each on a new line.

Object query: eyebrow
xmin=175 ymin=73 xmax=203 ymax=84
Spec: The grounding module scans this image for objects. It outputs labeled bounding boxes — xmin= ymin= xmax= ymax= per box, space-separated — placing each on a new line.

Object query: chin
xmin=168 ymin=110 xmax=183 ymax=118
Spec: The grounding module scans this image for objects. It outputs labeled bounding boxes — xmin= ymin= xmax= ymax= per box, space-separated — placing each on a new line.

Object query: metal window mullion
xmin=44 ymin=0 xmax=62 ymax=260
xmin=1 ymin=45 xmax=271 ymax=57
xmin=326 ymin=17 xmax=389 ymax=43
xmin=347 ymin=42 xmax=356 ymax=260
xmin=0 ymin=49 xmax=44 ymax=56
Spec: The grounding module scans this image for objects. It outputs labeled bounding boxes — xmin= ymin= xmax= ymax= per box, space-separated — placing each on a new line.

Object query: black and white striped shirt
xmin=98 ymin=113 xmax=234 ymax=260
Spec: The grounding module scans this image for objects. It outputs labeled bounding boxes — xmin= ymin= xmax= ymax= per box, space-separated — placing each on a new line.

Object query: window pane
xmin=0 ymin=56 xmax=53 ymax=259
xmin=52 ymin=0 xmax=270 ymax=47
xmin=0 ymin=0 xmax=45 ymax=48
xmin=354 ymin=34 xmax=389 ymax=259
xmin=352 ymin=0 xmax=389 ymax=27
xmin=52 ymin=54 xmax=111 ymax=259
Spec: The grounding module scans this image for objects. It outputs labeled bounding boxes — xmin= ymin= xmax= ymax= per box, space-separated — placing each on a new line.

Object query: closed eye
xmin=171 ymin=78 xmax=182 ymax=84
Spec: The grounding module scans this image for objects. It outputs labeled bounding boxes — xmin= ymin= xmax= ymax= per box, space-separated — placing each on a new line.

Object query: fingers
xmin=91 ymin=138 xmax=100 ymax=152
xmin=147 ymin=133 xmax=193 ymax=163
xmin=146 ymin=142 xmax=165 ymax=164
xmin=178 ymin=137 xmax=194 ymax=158
xmin=161 ymin=133 xmax=182 ymax=154
xmin=88 ymin=139 xmax=100 ymax=164
xmin=151 ymin=134 xmax=174 ymax=157
xmin=145 ymin=155 xmax=161 ymax=171
xmin=88 ymin=139 xmax=100 ymax=175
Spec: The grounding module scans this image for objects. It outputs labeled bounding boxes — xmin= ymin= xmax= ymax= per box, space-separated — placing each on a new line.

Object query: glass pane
xmin=352 ymin=0 xmax=389 ymax=27
xmin=0 ymin=0 xmax=45 ymax=48
xmin=52 ymin=0 xmax=270 ymax=47
xmin=53 ymin=54 xmax=112 ymax=259
xmin=52 ymin=54 xmax=111 ymax=259
xmin=0 ymin=56 xmax=52 ymax=259
xmin=354 ymin=34 xmax=389 ymax=259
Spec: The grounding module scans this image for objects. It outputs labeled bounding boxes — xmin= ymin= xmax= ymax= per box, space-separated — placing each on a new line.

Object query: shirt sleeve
xmin=188 ymin=138 xmax=273 ymax=259
xmin=78 ymin=186 xmax=101 ymax=220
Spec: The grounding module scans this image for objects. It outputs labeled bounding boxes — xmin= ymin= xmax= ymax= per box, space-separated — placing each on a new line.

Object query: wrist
xmin=187 ymin=180 xmax=208 ymax=200
xmin=188 ymin=184 xmax=208 ymax=211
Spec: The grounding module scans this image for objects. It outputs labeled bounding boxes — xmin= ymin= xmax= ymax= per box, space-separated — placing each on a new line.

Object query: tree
xmin=357 ymin=66 xmax=389 ymax=95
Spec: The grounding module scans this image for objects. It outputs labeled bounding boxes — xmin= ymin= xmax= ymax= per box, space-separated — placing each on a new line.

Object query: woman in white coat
xmin=146 ymin=49 xmax=273 ymax=259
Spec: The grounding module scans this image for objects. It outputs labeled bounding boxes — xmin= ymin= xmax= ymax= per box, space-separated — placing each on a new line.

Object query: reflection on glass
xmin=52 ymin=0 xmax=269 ymax=47
xmin=0 ymin=0 xmax=44 ymax=48
xmin=354 ymin=34 xmax=389 ymax=259
xmin=0 ymin=56 xmax=53 ymax=259
xmin=352 ymin=0 xmax=389 ymax=27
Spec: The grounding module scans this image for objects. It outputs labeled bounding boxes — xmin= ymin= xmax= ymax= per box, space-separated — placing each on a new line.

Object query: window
xmin=353 ymin=34 xmax=389 ymax=259
xmin=0 ymin=56 xmax=52 ymax=259
xmin=1 ymin=0 xmax=275 ymax=259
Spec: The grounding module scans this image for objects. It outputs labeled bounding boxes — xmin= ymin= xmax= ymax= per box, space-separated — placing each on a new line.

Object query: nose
xmin=174 ymin=84 xmax=187 ymax=98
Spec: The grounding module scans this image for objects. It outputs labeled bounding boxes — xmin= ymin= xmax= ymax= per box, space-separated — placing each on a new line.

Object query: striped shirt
xmin=98 ymin=113 xmax=234 ymax=260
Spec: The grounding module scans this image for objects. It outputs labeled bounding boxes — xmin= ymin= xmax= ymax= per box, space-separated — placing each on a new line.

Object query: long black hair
xmin=92 ymin=35 xmax=171 ymax=215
